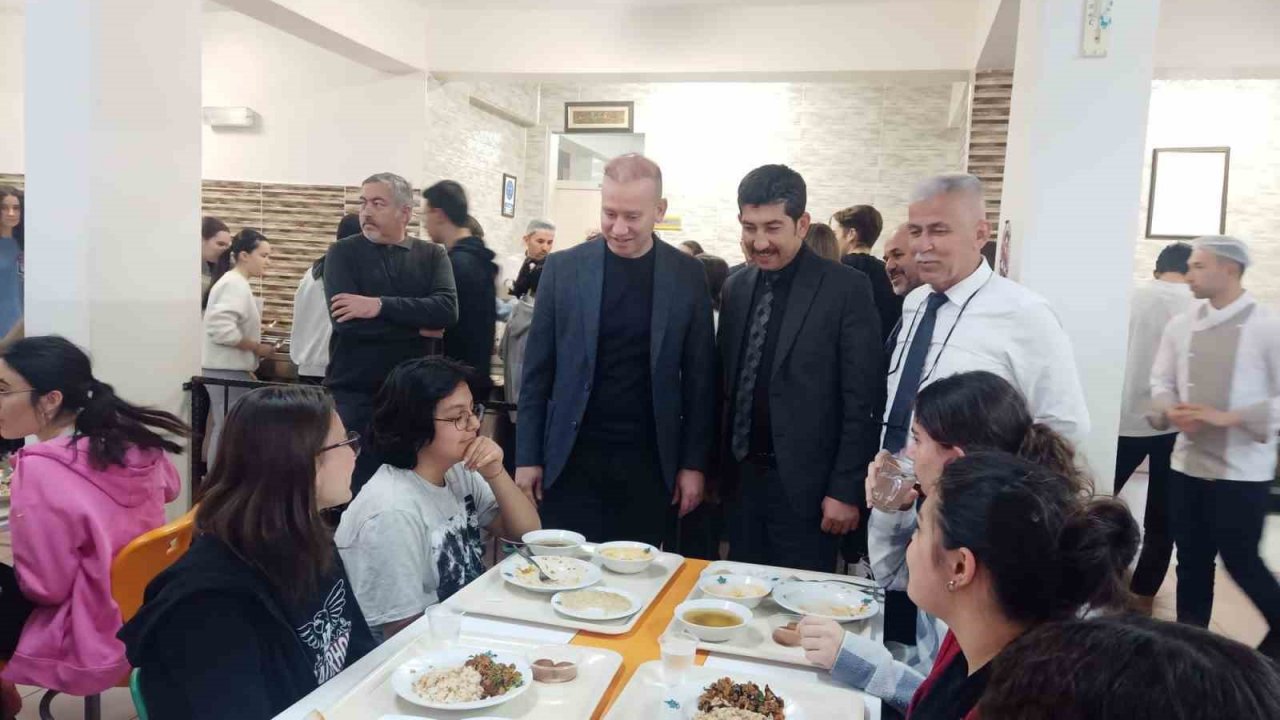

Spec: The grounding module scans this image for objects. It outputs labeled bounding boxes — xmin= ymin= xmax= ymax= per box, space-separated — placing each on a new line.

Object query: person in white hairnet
xmin=1148 ymin=234 xmax=1280 ymax=661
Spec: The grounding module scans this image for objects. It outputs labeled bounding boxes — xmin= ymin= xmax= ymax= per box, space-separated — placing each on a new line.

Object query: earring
xmin=946 ymin=580 xmax=957 ymax=592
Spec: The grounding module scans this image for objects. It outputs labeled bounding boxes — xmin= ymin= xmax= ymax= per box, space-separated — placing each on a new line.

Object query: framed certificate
xmin=1145 ymin=147 xmax=1230 ymax=239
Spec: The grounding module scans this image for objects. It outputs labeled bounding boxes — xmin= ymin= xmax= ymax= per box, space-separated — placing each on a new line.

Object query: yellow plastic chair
xmin=37 ymin=507 xmax=197 ymax=720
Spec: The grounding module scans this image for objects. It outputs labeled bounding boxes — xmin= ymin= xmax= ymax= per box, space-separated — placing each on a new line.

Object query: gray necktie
xmin=732 ymin=275 xmax=775 ymax=461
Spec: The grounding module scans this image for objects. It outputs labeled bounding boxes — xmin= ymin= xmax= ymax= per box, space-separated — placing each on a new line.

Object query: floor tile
xmin=13 ymin=686 xmax=136 ymax=720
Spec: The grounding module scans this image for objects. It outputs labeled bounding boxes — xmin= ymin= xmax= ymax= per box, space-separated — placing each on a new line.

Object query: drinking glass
xmin=871 ymin=453 xmax=917 ymax=511
xmin=428 ymin=604 xmax=464 ymax=647
xmin=659 ymin=629 xmax=698 ymax=686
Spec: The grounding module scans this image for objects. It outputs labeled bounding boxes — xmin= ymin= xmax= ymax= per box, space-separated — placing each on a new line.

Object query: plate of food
xmin=500 ymin=554 xmax=602 ymax=593
xmin=551 ymin=587 xmax=642 ymax=621
xmin=663 ymin=676 xmax=799 ymax=720
xmin=771 ymin=582 xmax=878 ymax=623
xmin=390 ymin=649 xmax=531 ymax=710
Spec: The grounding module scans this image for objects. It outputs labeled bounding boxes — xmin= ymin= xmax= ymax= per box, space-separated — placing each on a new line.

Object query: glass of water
xmin=428 ymin=604 xmax=464 ymax=647
xmin=659 ymin=629 xmax=698 ymax=686
xmin=871 ymin=453 xmax=918 ymax=511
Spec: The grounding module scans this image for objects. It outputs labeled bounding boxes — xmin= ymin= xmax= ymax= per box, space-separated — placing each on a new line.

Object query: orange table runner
xmin=572 ymin=558 xmax=710 ymax=718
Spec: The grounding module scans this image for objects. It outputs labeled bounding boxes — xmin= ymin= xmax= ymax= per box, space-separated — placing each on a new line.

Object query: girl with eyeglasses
xmin=336 ymin=357 xmax=540 ymax=639
xmin=0 ymin=336 xmax=187 ymax=705
xmin=120 ymin=386 xmax=375 ymax=720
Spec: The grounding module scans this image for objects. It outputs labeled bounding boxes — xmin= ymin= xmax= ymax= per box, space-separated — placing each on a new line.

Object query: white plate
xmin=772 ymin=581 xmax=879 ymax=623
xmin=662 ymin=677 xmax=805 ymax=720
xmin=500 ymin=554 xmax=602 ymax=593
xmin=551 ymin=587 xmax=643 ymax=621
xmin=390 ymin=648 xmax=532 ymax=711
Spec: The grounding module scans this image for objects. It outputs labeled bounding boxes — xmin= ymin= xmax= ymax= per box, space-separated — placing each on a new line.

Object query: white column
xmin=999 ymin=0 xmax=1162 ymax=490
xmin=25 ymin=0 xmax=203 ymax=510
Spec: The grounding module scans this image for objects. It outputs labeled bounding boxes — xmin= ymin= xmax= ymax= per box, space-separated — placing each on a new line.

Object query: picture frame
xmin=564 ymin=101 xmax=635 ymax=134
xmin=1145 ymin=147 xmax=1230 ymax=239
xmin=502 ymin=173 xmax=517 ymax=218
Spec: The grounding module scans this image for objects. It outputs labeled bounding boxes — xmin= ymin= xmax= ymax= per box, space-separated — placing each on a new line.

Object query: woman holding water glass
xmin=798 ymin=371 xmax=1082 ymax=712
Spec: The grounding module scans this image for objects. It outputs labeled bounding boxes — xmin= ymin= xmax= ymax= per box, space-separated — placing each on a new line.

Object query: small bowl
xmin=522 ymin=529 xmax=586 ymax=557
xmin=594 ymin=541 xmax=659 ymax=574
xmin=674 ymin=599 xmax=753 ymax=643
xmin=698 ymin=573 xmax=774 ymax=609
xmin=529 ymin=645 xmax=580 ymax=684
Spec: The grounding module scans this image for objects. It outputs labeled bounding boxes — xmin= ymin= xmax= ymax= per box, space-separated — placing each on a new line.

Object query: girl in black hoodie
xmin=119 ymin=386 xmax=375 ymax=720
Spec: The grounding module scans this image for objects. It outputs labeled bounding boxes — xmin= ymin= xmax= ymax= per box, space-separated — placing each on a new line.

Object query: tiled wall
xmin=423 ymin=77 xmax=538 ymax=261
xmin=1132 ymin=79 xmax=1280 ymax=307
xmin=521 ymin=79 xmax=969 ymax=262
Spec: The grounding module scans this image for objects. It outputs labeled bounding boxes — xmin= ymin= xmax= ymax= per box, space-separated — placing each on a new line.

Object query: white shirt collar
xmin=935 ymin=259 xmax=993 ymax=306
xmin=1199 ymin=290 xmax=1256 ymax=329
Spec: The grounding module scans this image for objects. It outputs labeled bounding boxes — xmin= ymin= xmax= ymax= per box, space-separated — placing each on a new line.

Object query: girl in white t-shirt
xmin=336 ymin=357 xmax=541 ymax=639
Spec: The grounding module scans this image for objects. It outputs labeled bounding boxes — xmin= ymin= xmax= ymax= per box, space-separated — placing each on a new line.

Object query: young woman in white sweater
xmin=203 ymin=229 xmax=274 ymax=458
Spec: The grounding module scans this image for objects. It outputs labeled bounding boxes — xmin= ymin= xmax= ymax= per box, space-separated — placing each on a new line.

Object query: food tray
xmin=319 ymin=632 xmax=622 ymax=720
xmin=603 ymin=661 xmax=865 ymax=720
xmin=662 ymin=562 xmax=882 ymax=668
xmin=447 ymin=549 xmax=685 ymax=635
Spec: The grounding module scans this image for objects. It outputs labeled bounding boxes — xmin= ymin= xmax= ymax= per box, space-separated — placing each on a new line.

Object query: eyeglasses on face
xmin=434 ymin=403 xmax=486 ymax=432
xmin=319 ymin=430 xmax=361 ymax=457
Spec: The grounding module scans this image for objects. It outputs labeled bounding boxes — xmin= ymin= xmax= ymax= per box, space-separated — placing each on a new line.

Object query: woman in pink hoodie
xmin=0 ymin=336 xmax=189 ymax=701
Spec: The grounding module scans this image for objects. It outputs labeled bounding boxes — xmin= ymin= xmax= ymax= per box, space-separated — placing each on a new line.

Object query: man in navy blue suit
xmin=514 ymin=155 xmax=716 ymax=547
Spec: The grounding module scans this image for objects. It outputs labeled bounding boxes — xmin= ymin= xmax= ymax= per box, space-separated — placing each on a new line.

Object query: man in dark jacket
xmin=324 ymin=172 xmax=458 ymax=493
xmin=423 ymin=180 xmax=497 ymax=398
xmin=718 ymin=165 xmax=884 ymax=572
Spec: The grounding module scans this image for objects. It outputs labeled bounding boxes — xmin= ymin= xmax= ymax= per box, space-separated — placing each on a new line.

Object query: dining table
xmin=273 ymin=557 xmax=884 ymax=720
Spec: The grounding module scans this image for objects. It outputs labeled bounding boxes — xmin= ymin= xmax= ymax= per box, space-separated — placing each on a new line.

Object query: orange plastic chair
xmin=110 ymin=507 xmax=197 ymax=623
xmin=36 ymin=507 xmax=197 ymax=720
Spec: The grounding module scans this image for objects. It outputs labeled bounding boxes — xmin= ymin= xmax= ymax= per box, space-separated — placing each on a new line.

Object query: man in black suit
xmin=718 ymin=164 xmax=883 ymax=572
xmin=515 ymin=154 xmax=716 ymax=547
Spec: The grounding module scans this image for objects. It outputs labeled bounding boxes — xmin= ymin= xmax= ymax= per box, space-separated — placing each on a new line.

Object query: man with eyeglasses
xmin=868 ymin=173 xmax=1088 ymax=646
xmin=323 ymin=172 xmax=458 ymax=495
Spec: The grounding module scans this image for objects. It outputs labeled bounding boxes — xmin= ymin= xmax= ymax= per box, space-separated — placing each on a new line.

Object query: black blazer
xmin=516 ymin=237 xmax=716 ymax=493
xmin=718 ymin=250 xmax=885 ymax=509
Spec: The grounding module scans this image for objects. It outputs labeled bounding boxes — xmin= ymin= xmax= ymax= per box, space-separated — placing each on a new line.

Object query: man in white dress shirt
xmin=1149 ymin=235 xmax=1280 ymax=660
xmin=1115 ymin=242 xmax=1194 ymax=613
xmin=882 ymin=174 xmax=1089 ymax=453
xmin=873 ymin=174 xmax=1089 ymax=646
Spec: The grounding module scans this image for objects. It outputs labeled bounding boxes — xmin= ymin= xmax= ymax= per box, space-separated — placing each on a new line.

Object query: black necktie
xmin=883 ymin=292 xmax=948 ymax=453
xmin=732 ymin=275 xmax=775 ymax=461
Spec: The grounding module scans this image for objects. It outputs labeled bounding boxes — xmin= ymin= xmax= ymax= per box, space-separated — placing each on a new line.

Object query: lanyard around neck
xmin=887 ymin=273 xmax=993 ymax=383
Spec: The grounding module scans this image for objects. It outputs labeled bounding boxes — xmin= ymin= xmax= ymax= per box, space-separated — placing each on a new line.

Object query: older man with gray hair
xmin=865 ymin=173 xmax=1088 ymax=648
xmin=1149 ymin=234 xmax=1280 ymax=660
xmin=324 ymin=171 xmax=458 ymax=494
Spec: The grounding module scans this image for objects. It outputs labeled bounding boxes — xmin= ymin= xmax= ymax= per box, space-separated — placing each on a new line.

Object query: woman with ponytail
xmin=202 ymin=228 xmax=274 ymax=457
xmin=800 ymin=371 xmax=1086 ymax=712
xmin=903 ymin=452 xmax=1138 ymax=719
xmin=0 ymin=336 xmax=188 ymax=698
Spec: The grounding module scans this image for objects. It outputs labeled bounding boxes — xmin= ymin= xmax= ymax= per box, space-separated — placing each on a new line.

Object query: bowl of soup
xmin=522 ymin=530 xmax=586 ymax=557
xmin=674 ymin=599 xmax=753 ymax=643
xmin=594 ymin=541 xmax=659 ymax=574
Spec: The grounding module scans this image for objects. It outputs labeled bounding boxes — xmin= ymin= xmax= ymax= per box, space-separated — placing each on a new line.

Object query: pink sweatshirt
xmin=2 ymin=436 xmax=180 ymax=695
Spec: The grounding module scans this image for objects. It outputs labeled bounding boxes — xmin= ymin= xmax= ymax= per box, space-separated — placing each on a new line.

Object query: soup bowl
xmin=674 ymin=598 xmax=753 ymax=643
xmin=522 ymin=529 xmax=586 ymax=557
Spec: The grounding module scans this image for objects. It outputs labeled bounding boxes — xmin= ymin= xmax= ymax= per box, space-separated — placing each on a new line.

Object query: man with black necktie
xmin=718 ymin=164 xmax=884 ymax=573
xmin=869 ymin=173 xmax=1088 ymax=645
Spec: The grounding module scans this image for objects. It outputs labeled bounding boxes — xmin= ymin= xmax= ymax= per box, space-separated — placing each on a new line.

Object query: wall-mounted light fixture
xmin=202 ymin=106 xmax=259 ymax=128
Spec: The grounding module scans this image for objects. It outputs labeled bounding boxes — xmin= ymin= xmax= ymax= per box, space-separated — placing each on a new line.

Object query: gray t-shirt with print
xmin=335 ymin=463 xmax=498 ymax=627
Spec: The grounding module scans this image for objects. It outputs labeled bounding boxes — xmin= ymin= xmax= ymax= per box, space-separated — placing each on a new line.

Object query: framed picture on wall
xmin=502 ymin=173 xmax=517 ymax=218
xmin=565 ymin=101 xmax=634 ymax=133
xmin=1146 ymin=146 xmax=1230 ymax=239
